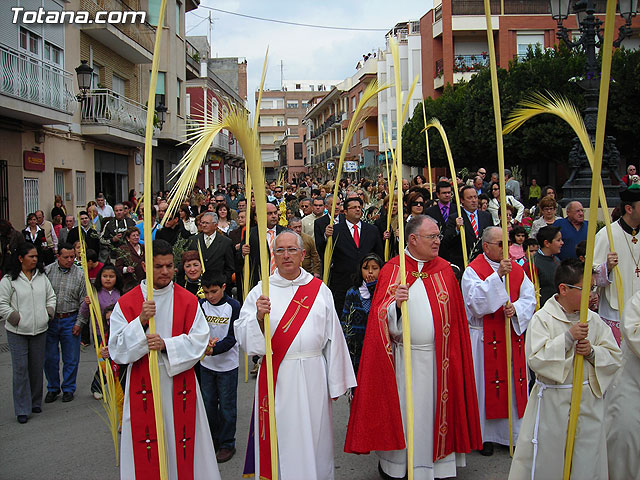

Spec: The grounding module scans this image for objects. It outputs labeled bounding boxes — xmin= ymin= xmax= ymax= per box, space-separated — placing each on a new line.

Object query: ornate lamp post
xmin=550 ymin=0 xmax=638 ymax=206
xmin=155 ymin=103 xmax=167 ymax=130
xmin=75 ymin=60 xmax=93 ymax=102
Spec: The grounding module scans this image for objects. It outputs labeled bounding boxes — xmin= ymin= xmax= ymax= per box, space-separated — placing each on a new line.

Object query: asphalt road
xmin=0 ymin=322 xmax=511 ymax=479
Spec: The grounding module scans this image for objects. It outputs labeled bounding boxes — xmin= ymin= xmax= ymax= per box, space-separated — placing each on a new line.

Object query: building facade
xmin=421 ymin=0 xmax=640 ymax=100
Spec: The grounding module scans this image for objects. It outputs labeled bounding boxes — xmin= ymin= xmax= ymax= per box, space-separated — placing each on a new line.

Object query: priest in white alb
xmin=235 ymin=230 xmax=356 ymax=480
xmin=109 ymin=240 xmax=220 ymax=480
xmin=606 ymin=288 xmax=640 ymax=480
xmin=461 ymin=226 xmax=536 ymax=456
xmin=593 ymin=184 xmax=640 ymax=344
xmin=346 ymin=215 xmax=482 ymax=480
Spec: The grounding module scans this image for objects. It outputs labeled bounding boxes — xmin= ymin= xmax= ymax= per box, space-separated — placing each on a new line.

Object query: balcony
xmin=0 ymin=44 xmax=76 ymax=125
xmin=80 ymin=0 xmax=155 ymax=64
xmin=453 ymin=54 xmax=491 ymax=72
xmin=212 ymin=131 xmax=229 ymax=153
xmin=186 ymin=39 xmax=200 ymax=80
xmin=80 ymin=88 xmax=157 ymax=146
xmin=361 ymin=136 xmax=378 ymax=148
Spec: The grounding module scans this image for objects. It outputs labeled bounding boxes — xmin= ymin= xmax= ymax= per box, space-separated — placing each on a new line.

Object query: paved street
xmin=0 ymin=321 xmax=511 ymax=479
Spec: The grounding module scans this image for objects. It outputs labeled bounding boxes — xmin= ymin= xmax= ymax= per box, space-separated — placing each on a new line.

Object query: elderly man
xmin=57 ymin=215 xmax=74 ymax=245
xmin=101 ymin=203 xmax=136 ymax=248
xmin=236 ymin=230 xmax=356 ymax=480
xmin=188 ymin=212 xmax=235 ymax=289
xmin=109 ymin=240 xmax=220 ymax=479
xmin=346 ymin=215 xmax=482 ymax=479
xmin=288 ymin=217 xmax=321 ymax=277
xmin=461 ymin=226 xmax=536 ymax=456
xmin=553 ymin=201 xmax=587 ymax=260
xmin=302 ymin=197 xmax=325 ymax=239
xmin=44 ymin=243 xmax=86 ymax=403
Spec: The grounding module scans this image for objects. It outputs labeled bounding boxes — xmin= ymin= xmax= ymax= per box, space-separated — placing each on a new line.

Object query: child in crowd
xmin=199 ymin=271 xmax=241 ymax=463
xmin=85 ymin=249 xmax=104 ymax=283
xmin=340 ymin=253 xmax=384 ymax=377
xmin=78 ymin=265 xmax=123 ymax=397
xmin=508 ymin=226 xmax=528 ymax=266
xmin=509 ymin=258 xmax=621 ymax=479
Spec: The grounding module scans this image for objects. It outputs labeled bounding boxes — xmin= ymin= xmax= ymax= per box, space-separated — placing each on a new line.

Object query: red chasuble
xmin=345 ymin=255 xmax=482 ymax=461
xmin=468 ymin=255 xmax=528 ymax=419
xmin=118 ymin=284 xmax=199 ymax=480
xmin=252 ymin=277 xmax=322 ymax=480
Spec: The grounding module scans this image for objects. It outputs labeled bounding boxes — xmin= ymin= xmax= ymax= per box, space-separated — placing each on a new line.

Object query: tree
xmin=402 ymin=45 xmax=640 ymax=181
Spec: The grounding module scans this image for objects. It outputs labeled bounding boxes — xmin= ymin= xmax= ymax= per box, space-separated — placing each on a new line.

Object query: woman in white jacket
xmin=0 ymin=243 xmax=56 ymax=424
xmin=488 ymin=181 xmax=525 ymax=225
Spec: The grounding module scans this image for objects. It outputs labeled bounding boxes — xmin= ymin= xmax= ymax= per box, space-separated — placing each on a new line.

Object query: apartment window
xmin=75 ymin=171 xmax=86 ymax=207
xmin=352 ymin=96 xmax=356 ymax=112
xmin=381 ymin=114 xmax=388 ymax=140
xmin=287 ymin=100 xmax=299 ymax=109
xmin=177 ymin=78 xmax=182 ymax=115
xmin=295 ymin=83 xmax=301 ymax=90
xmin=287 ymin=118 xmax=299 ymax=126
xmin=276 ymin=118 xmax=284 ymax=127
xmin=54 ymin=170 xmax=65 ymax=199
xmin=24 ymin=178 xmax=39 ymax=219
xmin=176 ymin=1 xmax=182 ymax=36
xmin=517 ymin=33 xmax=545 ymax=57
xmin=359 ymin=127 xmax=364 ymax=144
xmin=20 ymin=28 xmax=40 ymax=55
xmin=148 ymin=0 xmax=161 ymax=26
xmin=260 ymin=116 xmax=273 ymax=127
xmin=91 ymin=62 xmax=101 ymax=90
xmin=294 ymin=142 xmax=303 ymax=160
xmin=391 ymin=112 xmax=397 ymax=141
xmin=44 ymin=42 xmax=62 ymax=66
xmin=113 ymin=74 xmax=126 ymax=96
xmin=301 ymin=102 xmax=309 ymax=109
xmin=155 ymin=71 xmax=166 ymax=108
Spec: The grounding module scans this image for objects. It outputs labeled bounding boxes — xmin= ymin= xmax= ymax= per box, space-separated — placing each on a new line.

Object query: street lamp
xmin=156 ymin=103 xmax=167 ymax=130
xmin=75 ymin=60 xmax=93 ymax=101
xmin=550 ymin=0 xmax=638 ymax=206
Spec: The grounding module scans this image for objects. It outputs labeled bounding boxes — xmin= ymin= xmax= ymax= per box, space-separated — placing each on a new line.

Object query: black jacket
xmin=156 ymin=222 xmax=191 ymax=245
xmin=424 ymin=202 xmax=457 ymax=231
xmin=242 ymin=225 xmax=286 ymax=290
xmin=188 ymin=232 xmax=235 ymax=288
xmin=441 ymin=209 xmax=492 ymax=269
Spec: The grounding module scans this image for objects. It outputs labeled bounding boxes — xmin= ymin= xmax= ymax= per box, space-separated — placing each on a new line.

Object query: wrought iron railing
xmin=186 ymin=38 xmax=200 ymax=72
xmin=0 ymin=44 xmax=75 ymax=114
xmin=453 ymin=53 xmax=491 ymax=72
xmin=81 ymin=88 xmax=156 ymax=136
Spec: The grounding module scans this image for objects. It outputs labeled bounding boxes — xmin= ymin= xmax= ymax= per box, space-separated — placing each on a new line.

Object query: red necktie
xmin=353 ymin=224 xmax=360 ymax=248
xmin=267 ymin=230 xmax=276 ymax=274
xmin=470 ymin=213 xmax=479 ymax=238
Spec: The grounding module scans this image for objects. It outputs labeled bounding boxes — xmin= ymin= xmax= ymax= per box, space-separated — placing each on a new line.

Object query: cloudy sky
xmin=185 ymin=1 xmax=432 ymax=110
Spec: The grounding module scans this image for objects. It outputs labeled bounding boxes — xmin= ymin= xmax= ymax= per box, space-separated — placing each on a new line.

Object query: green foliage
xmin=402 ymin=45 xmax=640 ymax=175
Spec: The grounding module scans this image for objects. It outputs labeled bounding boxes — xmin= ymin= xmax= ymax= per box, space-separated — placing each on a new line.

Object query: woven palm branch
xmin=322 ymin=80 xmax=391 ymax=283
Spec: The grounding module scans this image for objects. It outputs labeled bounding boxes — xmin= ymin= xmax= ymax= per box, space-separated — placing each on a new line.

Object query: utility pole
xmin=280 ymin=60 xmax=284 ymax=89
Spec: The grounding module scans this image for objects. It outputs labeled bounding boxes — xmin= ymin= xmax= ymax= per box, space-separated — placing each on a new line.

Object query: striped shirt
xmin=45 ymin=261 xmax=86 ymax=316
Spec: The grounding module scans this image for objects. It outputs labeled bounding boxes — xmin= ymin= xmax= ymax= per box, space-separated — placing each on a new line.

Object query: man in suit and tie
xmin=188 ymin=212 xmax=235 ymax=289
xmin=424 ymin=181 xmax=455 ymax=231
xmin=442 ymin=185 xmax=492 ymax=270
xmin=324 ymin=196 xmax=384 ymax=314
xmin=240 ymin=202 xmax=286 ymax=291
xmin=314 ymin=195 xmax=343 ymax=261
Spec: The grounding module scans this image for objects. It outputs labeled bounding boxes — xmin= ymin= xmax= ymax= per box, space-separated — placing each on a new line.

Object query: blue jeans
xmin=199 ymin=366 xmax=238 ymax=450
xmin=44 ymin=314 xmax=81 ymax=393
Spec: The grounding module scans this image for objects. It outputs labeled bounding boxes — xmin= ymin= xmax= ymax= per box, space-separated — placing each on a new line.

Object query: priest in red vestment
xmin=345 ymin=215 xmax=482 ymax=480
xmin=109 ymin=240 xmax=220 ymax=480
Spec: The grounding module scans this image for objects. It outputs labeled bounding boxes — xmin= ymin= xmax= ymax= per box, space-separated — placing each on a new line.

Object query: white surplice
xmin=235 ymin=269 xmax=356 ymax=480
xmin=508 ymin=296 xmax=621 ymax=480
xmin=461 ymin=254 xmax=536 ymax=445
xmin=594 ymin=221 xmax=640 ymax=329
xmin=378 ymin=252 xmax=464 ymax=480
xmin=606 ymin=289 xmax=640 ymax=480
xmin=109 ymin=281 xmax=220 ymax=480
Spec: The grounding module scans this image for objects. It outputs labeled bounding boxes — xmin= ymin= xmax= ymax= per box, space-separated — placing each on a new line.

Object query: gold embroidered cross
xmin=411 ymin=271 xmax=429 ymax=279
xmin=493 ymin=370 xmax=505 ymax=396
xmin=489 ymin=333 xmax=501 ymax=359
xmin=282 ymin=295 xmax=310 ymax=332
xmin=259 ymin=396 xmax=269 ymax=440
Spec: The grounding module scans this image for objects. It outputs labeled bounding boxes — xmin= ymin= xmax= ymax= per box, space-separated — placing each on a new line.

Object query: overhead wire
xmin=193 ymin=5 xmax=388 ymax=31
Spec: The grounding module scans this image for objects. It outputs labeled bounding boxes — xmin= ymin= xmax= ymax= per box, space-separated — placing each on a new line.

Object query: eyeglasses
xmin=564 ymin=284 xmax=598 ymax=293
xmin=485 ymin=241 xmax=504 ymax=247
xmin=215 ymin=199 xmax=225 ymax=203
xmin=274 ymin=247 xmax=301 ymax=256
xmin=412 ymin=202 xmax=424 ymax=207
xmin=415 ymin=233 xmax=443 ymax=241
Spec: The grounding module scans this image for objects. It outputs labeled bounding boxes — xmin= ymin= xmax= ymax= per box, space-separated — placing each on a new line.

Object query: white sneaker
xmin=93 ymin=392 xmax=103 ymax=400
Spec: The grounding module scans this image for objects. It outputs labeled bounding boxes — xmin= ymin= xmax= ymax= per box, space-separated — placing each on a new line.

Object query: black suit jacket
xmin=188 ymin=232 xmax=235 ymax=288
xmin=328 ymin=221 xmax=384 ymax=314
xmin=242 ymin=225 xmax=286 ymax=289
xmin=441 ymin=209 xmax=492 ymax=269
xmin=313 ymin=213 xmax=346 ymax=261
xmin=424 ymin=202 xmax=457 ymax=231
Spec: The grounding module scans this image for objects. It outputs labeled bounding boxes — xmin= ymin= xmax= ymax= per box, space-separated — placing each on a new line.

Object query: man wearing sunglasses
xmin=461 ymin=226 xmax=536 ymax=456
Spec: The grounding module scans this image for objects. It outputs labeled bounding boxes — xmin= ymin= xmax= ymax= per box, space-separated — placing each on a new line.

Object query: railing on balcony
xmin=361 ymin=136 xmax=378 ymax=148
xmin=435 ymin=59 xmax=444 ymax=78
xmin=0 ymin=44 xmax=76 ymax=114
xmin=212 ymin=131 xmax=229 ymax=152
xmin=81 ymin=88 xmax=154 ymax=136
xmin=453 ymin=54 xmax=491 ymax=73
xmin=185 ymin=38 xmax=200 ymax=72
xmin=81 ymin=0 xmax=156 ymax=53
